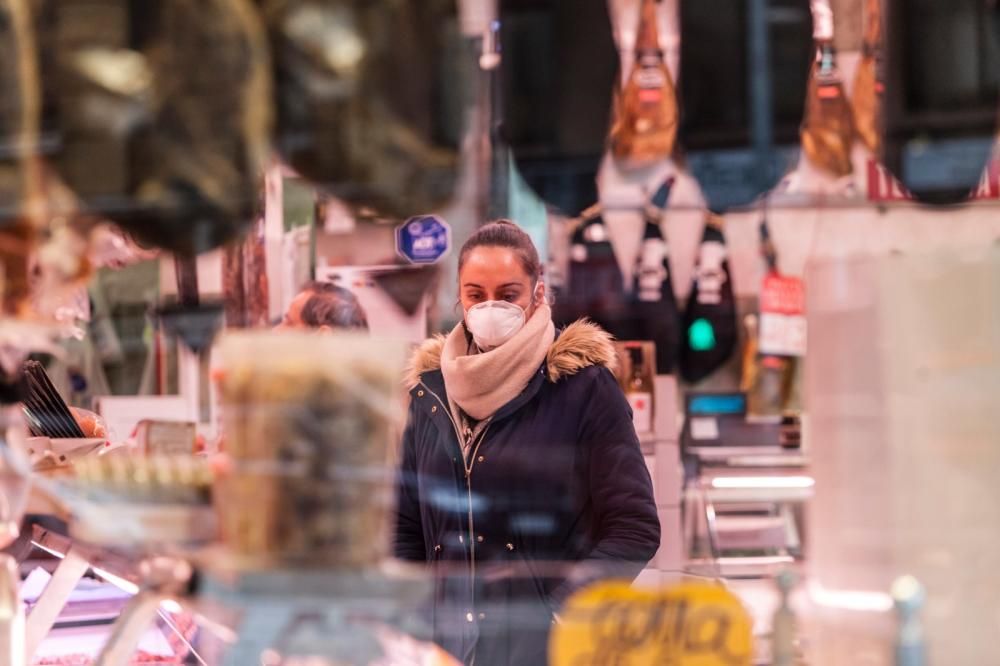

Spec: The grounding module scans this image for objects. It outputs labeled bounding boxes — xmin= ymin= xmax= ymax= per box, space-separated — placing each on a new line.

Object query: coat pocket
xmin=506 ymin=541 xmax=558 ymax=619
xmin=429 ymin=543 xmax=443 ymax=637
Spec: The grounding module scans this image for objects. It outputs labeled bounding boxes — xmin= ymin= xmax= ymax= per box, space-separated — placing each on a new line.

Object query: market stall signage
xmin=759 ymin=273 xmax=807 ymax=357
xmin=867 ymin=158 xmax=1000 ymax=202
xmin=549 ymin=581 xmax=753 ymax=666
xmin=396 ymin=215 xmax=451 ymax=264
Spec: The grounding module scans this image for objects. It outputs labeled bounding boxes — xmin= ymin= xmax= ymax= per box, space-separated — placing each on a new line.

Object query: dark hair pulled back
xmin=457 ymin=219 xmax=541 ymax=281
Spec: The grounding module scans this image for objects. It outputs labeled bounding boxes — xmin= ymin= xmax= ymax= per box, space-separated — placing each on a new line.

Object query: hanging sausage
xmin=800 ymin=1 xmax=854 ymax=177
xmin=610 ymin=0 xmax=678 ymax=168
xmin=223 ymin=184 xmax=269 ymax=330
xmin=500 ymin=0 xmax=619 ymax=216
xmin=263 ymin=0 xmax=463 ymax=220
xmin=33 ymin=0 xmax=271 ymax=257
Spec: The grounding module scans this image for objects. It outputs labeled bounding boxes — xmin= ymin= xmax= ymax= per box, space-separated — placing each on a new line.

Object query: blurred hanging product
xmin=678 ymin=0 xmax=813 ymax=212
xmin=610 ymin=0 xmax=678 ymax=168
xmin=500 ymin=0 xmax=619 ymax=216
xmin=800 ymin=3 xmax=854 ymax=178
xmin=632 ymin=178 xmax=680 ymax=374
xmin=263 ymin=0 xmax=463 ymax=220
xmin=0 ymin=219 xmax=33 ymax=318
xmin=851 ymin=0 xmax=883 ymax=154
xmin=679 ymin=213 xmax=737 ymax=383
xmin=223 ymin=180 xmax=269 ymax=329
xmin=0 ymin=0 xmax=38 ymax=215
xmin=553 ymin=206 xmax=634 ymax=340
xmin=0 ymin=0 xmax=40 ymax=318
xmin=883 ymin=0 xmax=1000 ymax=204
xmin=33 ymin=0 xmax=271 ymax=256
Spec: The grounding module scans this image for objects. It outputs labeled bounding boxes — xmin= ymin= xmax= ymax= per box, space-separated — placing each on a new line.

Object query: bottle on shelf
xmin=771 ymin=569 xmax=799 ymax=666
xmin=624 ymin=345 xmax=654 ymax=435
xmin=892 ymin=575 xmax=927 ymax=666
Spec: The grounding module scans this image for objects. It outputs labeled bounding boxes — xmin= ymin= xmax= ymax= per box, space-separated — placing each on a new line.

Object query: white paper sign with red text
xmin=759 ymin=274 xmax=807 ymax=357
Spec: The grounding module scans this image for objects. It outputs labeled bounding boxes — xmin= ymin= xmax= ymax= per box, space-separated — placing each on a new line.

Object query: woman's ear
xmin=535 ymin=282 xmax=547 ymax=306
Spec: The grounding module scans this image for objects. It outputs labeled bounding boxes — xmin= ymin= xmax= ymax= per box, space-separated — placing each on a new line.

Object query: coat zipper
xmin=419 ymin=381 xmax=492 ymax=663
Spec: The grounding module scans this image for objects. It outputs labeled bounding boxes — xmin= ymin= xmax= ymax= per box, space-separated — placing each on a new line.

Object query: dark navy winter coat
xmin=394 ymin=321 xmax=661 ymax=666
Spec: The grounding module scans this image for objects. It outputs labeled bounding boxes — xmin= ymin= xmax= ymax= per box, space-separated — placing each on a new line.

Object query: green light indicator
xmin=688 ymin=318 xmax=717 ymax=351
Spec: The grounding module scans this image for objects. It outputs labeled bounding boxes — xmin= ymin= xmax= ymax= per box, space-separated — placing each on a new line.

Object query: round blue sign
xmin=396 ymin=215 xmax=451 ymax=264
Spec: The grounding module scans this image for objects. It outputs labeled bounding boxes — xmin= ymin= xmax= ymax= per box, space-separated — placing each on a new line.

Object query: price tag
xmin=759 ymin=274 xmax=807 ymax=356
xmin=550 ymin=581 xmax=753 ymax=666
xmin=136 ymin=420 xmax=197 ymax=455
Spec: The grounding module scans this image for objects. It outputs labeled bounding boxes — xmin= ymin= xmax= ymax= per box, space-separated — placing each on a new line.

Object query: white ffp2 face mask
xmin=465 ymin=301 xmax=526 ymax=350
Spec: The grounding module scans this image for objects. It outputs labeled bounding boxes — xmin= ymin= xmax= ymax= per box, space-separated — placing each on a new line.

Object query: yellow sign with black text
xmin=549 ymin=580 xmax=753 ymax=666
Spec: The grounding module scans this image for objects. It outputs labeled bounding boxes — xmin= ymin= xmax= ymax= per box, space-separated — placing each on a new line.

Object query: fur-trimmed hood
xmin=405 ymin=319 xmax=616 ymax=389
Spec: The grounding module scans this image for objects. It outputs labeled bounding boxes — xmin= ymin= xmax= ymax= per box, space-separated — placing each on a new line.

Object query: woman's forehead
xmin=460 ymin=247 xmax=530 ymax=283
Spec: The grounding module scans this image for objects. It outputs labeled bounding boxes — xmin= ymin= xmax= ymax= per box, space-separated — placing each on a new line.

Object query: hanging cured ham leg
xmin=610 ymin=0 xmax=678 ymax=167
xmin=800 ymin=0 xmax=855 ymax=179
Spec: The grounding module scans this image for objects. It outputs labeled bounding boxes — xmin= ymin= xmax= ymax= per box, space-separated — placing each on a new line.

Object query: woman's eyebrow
xmin=498 ymin=282 xmax=523 ymax=289
xmin=462 ymin=282 xmax=485 ymax=289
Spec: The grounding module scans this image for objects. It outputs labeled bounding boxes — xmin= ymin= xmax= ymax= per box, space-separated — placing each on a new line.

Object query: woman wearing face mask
xmin=396 ymin=220 xmax=660 ymax=666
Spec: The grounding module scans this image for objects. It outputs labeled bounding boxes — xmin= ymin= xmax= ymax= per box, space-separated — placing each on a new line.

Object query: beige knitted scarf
xmin=440 ymin=304 xmax=556 ymax=422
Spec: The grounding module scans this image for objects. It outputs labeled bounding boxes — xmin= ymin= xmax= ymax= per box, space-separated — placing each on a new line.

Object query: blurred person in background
xmin=205 ymin=282 xmax=368 ymax=454
xmin=396 ymin=220 xmax=660 ymax=666
xmin=276 ymin=281 xmax=369 ymax=332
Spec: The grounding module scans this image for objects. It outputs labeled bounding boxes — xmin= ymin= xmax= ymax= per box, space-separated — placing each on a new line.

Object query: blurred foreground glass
xmin=215 ymin=331 xmax=405 ymax=570
xmin=0 ymin=406 xmax=31 ymax=549
xmin=33 ymin=0 xmax=270 ymax=255
xmin=805 ymin=244 xmax=1000 ymax=664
